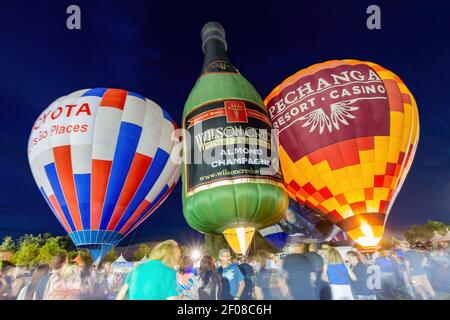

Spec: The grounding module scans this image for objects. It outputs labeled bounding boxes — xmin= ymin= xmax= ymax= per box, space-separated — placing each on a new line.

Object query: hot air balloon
xmin=265 ymin=60 xmax=419 ymax=249
xmin=330 ymin=231 xmax=355 ymax=247
xmin=259 ymin=198 xmax=338 ymax=250
xmin=28 ymin=88 xmax=180 ymax=263
xmin=259 ymin=225 xmax=288 ymax=251
xmin=182 ymin=22 xmax=288 ymax=255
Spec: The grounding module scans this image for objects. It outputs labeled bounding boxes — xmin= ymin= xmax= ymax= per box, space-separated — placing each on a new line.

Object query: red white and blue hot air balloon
xmin=28 ymin=88 xmax=180 ymax=263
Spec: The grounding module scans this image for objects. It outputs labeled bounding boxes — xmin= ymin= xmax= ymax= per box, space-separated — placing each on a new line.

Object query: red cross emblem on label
xmin=224 ymin=101 xmax=248 ymax=123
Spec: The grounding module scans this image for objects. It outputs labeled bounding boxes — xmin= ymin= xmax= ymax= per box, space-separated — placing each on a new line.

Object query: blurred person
xmin=423 ymin=246 xmax=434 ymax=284
xmin=217 ymin=249 xmax=245 ymax=300
xmin=80 ymin=264 xmax=96 ymax=300
xmin=117 ymin=240 xmax=181 ymax=300
xmin=430 ymin=245 xmax=450 ymax=293
xmin=93 ymin=261 xmax=113 ymax=299
xmin=322 ymin=247 xmax=356 ymax=300
xmin=191 ymin=255 xmax=221 ymax=300
xmin=248 ymin=257 xmax=257 ymax=271
xmin=254 ymin=250 xmax=288 ymax=300
xmin=272 ymin=254 xmax=283 ymax=271
xmin=8 ymin=266 xmax=28 ymax=300
xmin=346 ymin=251 xmax=376 ymax=300
xmin=44 ymin=261 xmax=82 ymax=300
xmin=0 ymin=263 xmax=14 ymax=299
xmin=236 ymin=255 xmax=255 ymax=300
xmin=36 ymin=253 xmax=67 ymax=300
xmin=270 ymin=256 xmax=279 ymax=270
xmin=391 ymin=251 xmax=414 ymax=299
xmin=17 ymin=264 xmax=50 ymax=300
xmin=177 ymin=256 xmax=197 ymax=299
xmin=282 ymin=242 xmax=315 ymax=300
xmin=404 ymin=244 xmax=436 ymax=300
xmin=374 ymin=250 xmax=398 ymax=299
xmin=440 ymin=241 xmax=449 ymax=254
xmin=264 ymin=253 xmax=277 ymax=270
xmin=319 ymin=242 xmax=330 ymax=252
xmin=304 ymin=242 xmax=324 ymax=299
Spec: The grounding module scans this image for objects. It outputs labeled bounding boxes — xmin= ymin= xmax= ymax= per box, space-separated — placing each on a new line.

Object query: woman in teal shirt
xmin=116 ymin=240 xmax=181 ymax=300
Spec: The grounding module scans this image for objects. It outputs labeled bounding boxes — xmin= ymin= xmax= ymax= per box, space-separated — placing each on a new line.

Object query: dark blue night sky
xmin=1 ymin=1 xmax=449 ymax=245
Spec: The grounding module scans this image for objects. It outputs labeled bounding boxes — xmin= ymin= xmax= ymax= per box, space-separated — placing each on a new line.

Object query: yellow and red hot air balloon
xmin=265 ymin=60 xmax=419 ymax=248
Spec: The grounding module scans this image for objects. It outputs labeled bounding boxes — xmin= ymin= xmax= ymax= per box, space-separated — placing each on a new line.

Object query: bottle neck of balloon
xmin=201 ymin=39 xmax=235 ymax=74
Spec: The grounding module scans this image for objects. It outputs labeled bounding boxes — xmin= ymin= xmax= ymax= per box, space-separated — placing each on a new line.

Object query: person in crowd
xmin=177 ymin=256 xmax=197 ymax=299
xmin=0 ymin=263 xmax=14 ymax=299
xmin=17 ymin=264 xmax=50 ymax=300
xmin=423 ymin=245 xmax=434 ymax=283
xmin=374 ymin=249 xmax=398 ymax=299
xmin=346 ymin=251 xmax=376 ymax=300
xmin=282 ymin=242 xmax=316 ymax=300
xmin=322 ymin=247 xmax=356 ymax=300
xmin=116 ymin=240 xmax=181 ymax=300
xmin=429 ymin=244 xmax=450 ymax=293
xmin=248 ymin=256 xmax=258 ymax=271
xmin=272 ymin=254 xmax=283 ymax=271
xmin=317 ymin=241 xmax=335 ymax=298
xmin=93 ymin=261 xmax=113 ymax=300
xmin=36 ymin=253 xmax=67 ymax=300
xmin=404 ymin=243 xmax=436 ymax=300
xmin=216 ymin=249 xmax=245 ymax=300
xmin=236 ymin=255 xmax=255 ymax=300
xmin=191 ymin=255 xmax=221 ymax=300
xmin=44 ymin=261 xmax=82 ymax=300
xmin=8 ymin=266 xmax=28 ymax=300
xmin=303 ymin=242 xmax=325 ymax=300
xmin=391 ymin=250 xmax=414 ymax=299
xmin=254 ymin=250 xmax=288 ymax=300
xmin=80 ymin=264 xmax=96 ymax=300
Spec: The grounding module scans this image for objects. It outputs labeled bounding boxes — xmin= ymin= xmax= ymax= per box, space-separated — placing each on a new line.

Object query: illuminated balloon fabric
xmin=285 ymin=198 xmax=327 ymax=236
xmin=259 ymin=199 xmax=335 ymax=249
xmin=181 ymin=22 xmax=288 ymax=250
xmin=330 ymin=231 xmax=355 ymax=246
xmin=265 ymin=60 xmax=419 ymax=247
xmin=223 ymin=227 xmax=255 ymax=255
xmin=259 ymin=224 xmax=288 ymax=250
xmin=28 ymin=88 xmax=180 ymax=262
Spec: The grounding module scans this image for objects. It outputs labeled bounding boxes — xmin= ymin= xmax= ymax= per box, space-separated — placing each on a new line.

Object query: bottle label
xmin=203 ymin=60 xmax=238 ymax=74
xmin=183 ymin=99 xmax=284 ymax=197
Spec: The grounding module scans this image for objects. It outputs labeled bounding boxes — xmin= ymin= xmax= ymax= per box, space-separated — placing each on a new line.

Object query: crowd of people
xmin=0 ymin=253 xmax=126 ymax=300
xmin=116 ymin=239 xmax=449 ymax=300
xmin=0 ymin=239 xmax=449 ymax=300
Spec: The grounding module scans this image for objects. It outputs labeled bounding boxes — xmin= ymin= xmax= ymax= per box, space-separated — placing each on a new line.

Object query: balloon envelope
xmin=28 ymin=88 xmax=180 ymax=263
xmin=265 ymin=60 xmax=419 ymax=248
xmin=259 ymin=198 xmax=338 ymax=249
xmin=223 ymin=227 xmax=255 ymax=255
xmin=259 ymin=224 xmax=288 ymax=250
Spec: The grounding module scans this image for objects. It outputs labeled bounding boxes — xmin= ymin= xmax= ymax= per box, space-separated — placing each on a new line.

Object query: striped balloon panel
xmin=265 ymin=60 xmax=419 ymax=247
xmin=28 ymin=88 xmax=180 ymax=248
xmin=259 ymin=224 xmax=288 ymax=250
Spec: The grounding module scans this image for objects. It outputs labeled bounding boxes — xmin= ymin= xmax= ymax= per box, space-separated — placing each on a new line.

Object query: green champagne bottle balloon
xmin=182 ymin=22 xmax=288 ymax=254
